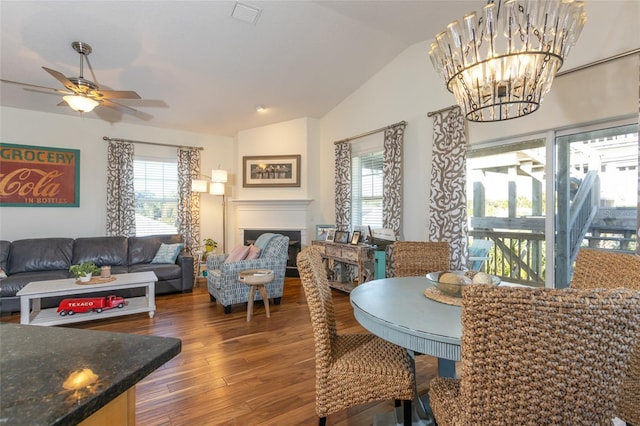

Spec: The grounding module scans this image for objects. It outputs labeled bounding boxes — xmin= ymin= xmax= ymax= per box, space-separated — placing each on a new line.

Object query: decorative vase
xmin=79 ymin=273 xmax=92 ymax=283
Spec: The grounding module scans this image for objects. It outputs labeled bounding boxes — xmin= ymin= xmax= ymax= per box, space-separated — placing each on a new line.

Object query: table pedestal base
xmin=372 ymin=395 xmax=435 ymax=426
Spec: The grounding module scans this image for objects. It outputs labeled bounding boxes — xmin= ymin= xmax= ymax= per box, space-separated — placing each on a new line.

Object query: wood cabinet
xmin=311 ymin=240 xmax=375 ymax=292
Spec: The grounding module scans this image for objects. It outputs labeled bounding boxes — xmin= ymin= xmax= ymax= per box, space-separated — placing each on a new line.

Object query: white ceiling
xmin=1 ymin=1 xmax=638 ymax=137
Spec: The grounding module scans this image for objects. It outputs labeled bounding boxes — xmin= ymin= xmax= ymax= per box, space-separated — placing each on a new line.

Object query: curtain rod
xmin=556 ymin=48 xmax=639 ymax=77
xmin=427 ymin=48 xmax=640 ymax=118
xmin=103 ymin=136 xmax=204 ymax=151
xmin=427 ymin=105 xmax=459 ymax=117
xmin=334 ymin=120 xmax=407 ymax=145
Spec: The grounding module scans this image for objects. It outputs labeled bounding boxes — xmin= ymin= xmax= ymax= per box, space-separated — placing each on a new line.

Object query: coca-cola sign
xmin=0 ymin=143 xmax=80 ymax=207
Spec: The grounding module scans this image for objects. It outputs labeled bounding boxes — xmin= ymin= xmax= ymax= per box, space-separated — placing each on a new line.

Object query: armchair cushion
xmin=225 ymin=245 xmax=251 ymax=263
xmin=245 ymin=244 xmax=261 ymax=260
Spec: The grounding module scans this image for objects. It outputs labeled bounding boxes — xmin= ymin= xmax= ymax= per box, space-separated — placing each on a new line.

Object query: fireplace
xmin=244 ymin=230 xmax=301 ymax=277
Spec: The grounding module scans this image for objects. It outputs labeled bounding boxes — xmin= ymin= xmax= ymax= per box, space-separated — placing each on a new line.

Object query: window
xmin=133 ymin=158 xmax=178 ymax=236
xmin=351 ymin=135 xmax=384 ymax=228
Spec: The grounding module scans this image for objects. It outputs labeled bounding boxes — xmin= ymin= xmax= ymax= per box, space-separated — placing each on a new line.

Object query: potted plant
xmin=203 ymin=238 xmax=217 ymax=253
xmin=69 ymin=261 xmax=100 ymax=282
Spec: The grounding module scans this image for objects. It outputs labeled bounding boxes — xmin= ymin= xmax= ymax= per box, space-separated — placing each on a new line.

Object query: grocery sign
xmin=0 ymin=143 xmax=80 ymax=207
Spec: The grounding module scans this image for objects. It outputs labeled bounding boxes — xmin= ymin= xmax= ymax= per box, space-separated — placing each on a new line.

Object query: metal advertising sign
xmin=0 ymin=143 xmax=80 ymax=207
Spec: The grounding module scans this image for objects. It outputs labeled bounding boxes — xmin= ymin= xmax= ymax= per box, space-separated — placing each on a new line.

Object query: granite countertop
xmin=0 ymin=323 xmax=181 ymax=425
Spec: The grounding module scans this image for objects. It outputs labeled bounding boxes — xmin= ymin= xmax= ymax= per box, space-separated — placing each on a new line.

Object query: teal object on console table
xmin=374 ymin=250 xmax=386 ymax=279
xmin=0 ymin=323 xmax=181 ymax=425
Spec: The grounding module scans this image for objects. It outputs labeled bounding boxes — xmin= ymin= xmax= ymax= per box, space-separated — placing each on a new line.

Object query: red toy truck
xmin=57 ymin=295 xmax=125 ymax=316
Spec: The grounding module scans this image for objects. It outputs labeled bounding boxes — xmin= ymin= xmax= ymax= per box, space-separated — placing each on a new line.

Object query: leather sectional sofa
xmin=0 ymin=234 xmax=194 ymax=314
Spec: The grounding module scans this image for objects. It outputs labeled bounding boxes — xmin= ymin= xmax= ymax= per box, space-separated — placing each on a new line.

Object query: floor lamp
xmin=191 ymin=169 xmax=228 ymax=253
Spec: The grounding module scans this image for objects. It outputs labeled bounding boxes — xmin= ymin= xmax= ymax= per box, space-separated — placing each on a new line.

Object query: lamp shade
xmin=211 ymin=169 xmax=228 ymax=183
xmin=63 ymin=95 xmax=99 ymax=113
xmin=191 ymin=179 xmax=208 ymax=193
xmin=209 ymin=182 xmax=225 ymax=195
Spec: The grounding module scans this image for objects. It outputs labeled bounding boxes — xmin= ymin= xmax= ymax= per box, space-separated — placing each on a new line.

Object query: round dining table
xmin=350 ymin=276 xmax=462 ymax=425
xmin=350 ymin=276 xmax=462 ymax=376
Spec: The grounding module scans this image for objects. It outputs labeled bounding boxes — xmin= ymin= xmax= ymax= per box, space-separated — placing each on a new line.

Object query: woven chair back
xmin=571 ymin=248 xmax=640 ymax=425
xmin=297 ymin=246 xmax=338 ymax=364
xmin=572 ymin=248 xmax=640 ymax=290
xmin=458 ymin=285 xmax=640 ymax=425
xmin=392 ymin=241 xmax=450 ymax=277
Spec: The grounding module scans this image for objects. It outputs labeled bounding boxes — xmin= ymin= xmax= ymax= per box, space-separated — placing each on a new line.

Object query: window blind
xmin=351 ymin=134 xmax=384 ymax=228
xmin=133 ymin=158 xmax=179 ymax=236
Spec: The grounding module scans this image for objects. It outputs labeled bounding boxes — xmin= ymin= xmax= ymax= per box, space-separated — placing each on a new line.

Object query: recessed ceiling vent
xmin=231 ymin=2 xmax=262 ymax=25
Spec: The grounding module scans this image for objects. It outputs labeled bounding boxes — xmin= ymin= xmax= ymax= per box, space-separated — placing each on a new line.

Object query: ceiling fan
xmin=1 ymin=41 xmax=147 ymax=116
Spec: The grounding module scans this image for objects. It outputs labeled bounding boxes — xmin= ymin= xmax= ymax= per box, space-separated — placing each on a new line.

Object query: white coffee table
xmin=17 ymin=271 xmax=157 ymax=326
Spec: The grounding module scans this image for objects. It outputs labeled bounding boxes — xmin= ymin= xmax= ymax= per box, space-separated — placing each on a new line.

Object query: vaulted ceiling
xmin=1 ymin=1 xmax=637 ymax=137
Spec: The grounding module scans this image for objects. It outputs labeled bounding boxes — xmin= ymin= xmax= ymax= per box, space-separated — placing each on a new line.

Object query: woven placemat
xmin=424 ymin=287 xmax=462 ymax=306
xmin=75 ymin=276 xmax=117 ymax=285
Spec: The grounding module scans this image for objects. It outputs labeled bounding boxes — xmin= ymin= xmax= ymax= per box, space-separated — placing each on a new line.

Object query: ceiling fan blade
xmin=42 ymin=67 xmax=78 ymax=92
xmin=92 ymin=89 xmax=141 ymax=100
xmin=102 ymin=99 xmax=153 ymax=120
xmin=1 ymin=78 xmax=71 ymax=94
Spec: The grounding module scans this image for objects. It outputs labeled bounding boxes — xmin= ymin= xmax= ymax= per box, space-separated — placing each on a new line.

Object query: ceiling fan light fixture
xmin=63 ymin=95 xmax=99 ymax=113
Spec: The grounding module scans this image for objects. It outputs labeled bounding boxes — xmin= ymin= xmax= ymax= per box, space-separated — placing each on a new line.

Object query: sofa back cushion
xmin=7 ymin=238 xmax=74 ymax=274
xmin=128 ymin=234 xmax=184 ymax=265
xmin=0 ymin=240 xmax=11 ymax=272
xmin=72 ymin=236 xmax=128 ymax=266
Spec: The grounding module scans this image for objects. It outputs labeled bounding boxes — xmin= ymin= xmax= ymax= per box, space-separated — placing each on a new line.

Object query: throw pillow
xmin=224 ymin=245 xmax=251 ymax=263
xmin=151 ymin=243 xmax=184 ymax=264
xmin=245 ymin=244 xmax=261 ymax=260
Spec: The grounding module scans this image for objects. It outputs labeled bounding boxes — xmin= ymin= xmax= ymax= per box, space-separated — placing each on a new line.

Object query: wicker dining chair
xmin=429 ymin=285 xmax=640 ymax=426
xmin=571 ymin=248 xmax=640 ymax=426
xmin=391 ymin=241 xmax=450 ymax=277
xmin=297 ymin=246 xmax=415 ymax=426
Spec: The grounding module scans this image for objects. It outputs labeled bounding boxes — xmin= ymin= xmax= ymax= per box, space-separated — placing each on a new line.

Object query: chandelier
xmin=429 ymin=0 xmax=586 ymax=122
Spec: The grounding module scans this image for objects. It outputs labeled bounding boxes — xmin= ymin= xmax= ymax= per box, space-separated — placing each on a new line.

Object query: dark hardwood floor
xmin=1 ymin=278 xmax=437 ymax=425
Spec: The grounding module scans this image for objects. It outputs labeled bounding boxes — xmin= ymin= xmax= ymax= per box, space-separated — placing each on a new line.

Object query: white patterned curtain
xmin=383 ymin=123 xmax=405 ymax=238
xmin=106 ymin=141 xmax=136 ymax=236
xmin=428 ymin=107 xmax=468 ymax=270
xmin=177 ymin=148 xmax=201 ymax=256
xmin=334 ymin=142 xmax=351 ymax=231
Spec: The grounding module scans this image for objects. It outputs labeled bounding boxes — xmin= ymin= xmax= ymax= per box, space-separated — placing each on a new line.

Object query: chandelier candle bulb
xmin=429 ymin=0 xmax=586 ymax=122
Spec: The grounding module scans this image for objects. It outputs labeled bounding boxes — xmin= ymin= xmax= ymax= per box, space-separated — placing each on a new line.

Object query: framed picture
xmin=334 ymin=230 xmax=349 ymax=244
xmin=243 ymin=155 xmax=301 ymax=188
xmin=316 ymin=224 xmax=335 ymax=241
xmin=0 ymin=143 xmax=80 ymax=207
xmin=350 ymin=231 xmax=361 ymax=245
xmin=325 ymin=229 xmax=336 ymax=242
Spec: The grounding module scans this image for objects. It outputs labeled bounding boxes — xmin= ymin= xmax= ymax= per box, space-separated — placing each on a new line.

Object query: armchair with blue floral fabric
xmin=206 ymin=233 xmax=289 ymax=314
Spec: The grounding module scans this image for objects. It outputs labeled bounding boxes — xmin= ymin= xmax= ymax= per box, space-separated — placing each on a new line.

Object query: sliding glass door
xmin=467 ymin=120 xmax=638 ymax=288
xmin=555 ymin=123 xmax=638 ymax=287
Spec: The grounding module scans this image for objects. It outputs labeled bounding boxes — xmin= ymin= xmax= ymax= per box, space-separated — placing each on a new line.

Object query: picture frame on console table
xmin=350 ymin=231 xmax=361 ymax=245
xmin=325 ymin=229 xmax=336 ymax=242
xmin=334 ymin=230 xmax=349 ymax=244
xmin=243 ymin=155 xmax=301 ymax=188
xmin=316 ymin=224 xmax=335 ymax=241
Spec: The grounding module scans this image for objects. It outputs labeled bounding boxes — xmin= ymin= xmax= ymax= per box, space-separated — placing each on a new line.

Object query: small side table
xmin=238 ymin=269 xmax=274 ymax=322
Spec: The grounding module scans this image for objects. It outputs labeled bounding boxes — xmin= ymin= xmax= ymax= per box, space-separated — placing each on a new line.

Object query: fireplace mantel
xmin=232 ymin=199 xmax=313 ymax=246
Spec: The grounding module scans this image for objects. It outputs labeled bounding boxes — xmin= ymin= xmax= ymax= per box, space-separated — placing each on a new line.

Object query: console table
xmin=311 ymin=240 xmax=375 ymax=292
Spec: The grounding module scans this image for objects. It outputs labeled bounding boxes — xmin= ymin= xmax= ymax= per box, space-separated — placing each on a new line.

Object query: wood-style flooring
xmin=1 ymin=278 xmax=438 ymax=425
